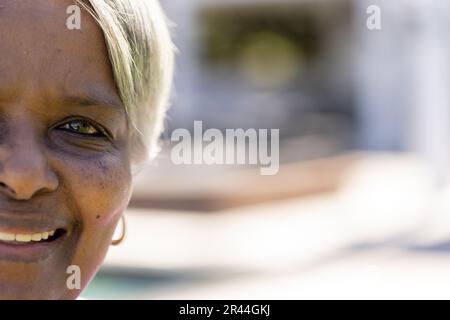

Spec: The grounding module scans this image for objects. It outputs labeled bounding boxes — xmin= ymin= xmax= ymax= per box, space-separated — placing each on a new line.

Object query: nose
xmin=0 ymin=140 xmax=59 ymax=200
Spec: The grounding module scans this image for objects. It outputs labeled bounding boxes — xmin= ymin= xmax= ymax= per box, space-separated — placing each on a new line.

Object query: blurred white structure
xmin=355 ymin=0 xmax=450 ymax=184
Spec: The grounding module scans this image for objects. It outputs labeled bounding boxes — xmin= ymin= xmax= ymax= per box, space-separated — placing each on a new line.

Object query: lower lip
xmin=0 ymin=234 xmax=66 ymax=263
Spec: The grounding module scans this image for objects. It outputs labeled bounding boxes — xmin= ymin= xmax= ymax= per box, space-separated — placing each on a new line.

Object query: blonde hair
xmin=77 ymin=0 xmax=175 ymax=161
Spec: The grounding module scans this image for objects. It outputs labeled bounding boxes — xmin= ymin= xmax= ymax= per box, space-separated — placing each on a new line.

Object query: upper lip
xmin=0 ymin=198 xmax=74 ymax=232
xmin=0 ymin=210 xmax=71 ymax=234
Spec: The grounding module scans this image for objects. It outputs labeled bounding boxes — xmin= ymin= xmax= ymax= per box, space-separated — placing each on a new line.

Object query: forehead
xmin=0 ymin=0 xmax=121 ymax=105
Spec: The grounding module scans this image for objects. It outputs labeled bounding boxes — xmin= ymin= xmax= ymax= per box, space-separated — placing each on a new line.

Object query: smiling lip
xmin=0 ymin=208 xmax=72 ymax=262
xmin=0 ymin=220 xmax=70 ymax=263
xmin=0 ymin=228 xmax=67 ymax=263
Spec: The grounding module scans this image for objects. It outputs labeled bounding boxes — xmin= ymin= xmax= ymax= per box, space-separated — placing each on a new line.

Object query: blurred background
xmin=84 ymin=0 xmax=450 ymax=299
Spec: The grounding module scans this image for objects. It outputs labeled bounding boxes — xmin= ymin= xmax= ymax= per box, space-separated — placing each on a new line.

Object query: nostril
xmin=0 ymin=182 xmax=15 ymax=195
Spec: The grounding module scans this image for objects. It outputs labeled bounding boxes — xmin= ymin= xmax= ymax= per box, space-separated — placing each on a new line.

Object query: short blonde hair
xmin=78 ymin=0 xmax=175 ymax=161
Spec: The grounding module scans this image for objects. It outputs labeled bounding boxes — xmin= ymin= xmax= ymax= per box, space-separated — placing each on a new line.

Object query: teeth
xmin=31 ymin=234 xmax=42 ymax=241
xmin=16 ymin=234 xmax=32 ymax=242
xmin=0 ymin=232 xmax=15 ymax=241
xmin=0 ymin=230 xmax=57 ymax=243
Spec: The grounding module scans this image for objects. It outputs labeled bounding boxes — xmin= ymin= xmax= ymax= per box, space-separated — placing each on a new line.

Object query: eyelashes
xmin=55 ymin=118 xmax=109 ymax=138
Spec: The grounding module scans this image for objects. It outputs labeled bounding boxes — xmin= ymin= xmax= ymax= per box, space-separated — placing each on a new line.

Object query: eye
xmin=57 ymin=119 xmax=106 ymax=137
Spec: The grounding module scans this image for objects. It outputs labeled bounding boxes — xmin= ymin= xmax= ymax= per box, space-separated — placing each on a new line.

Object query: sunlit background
xmin=84 ymin=0 xmax=450 ymax=299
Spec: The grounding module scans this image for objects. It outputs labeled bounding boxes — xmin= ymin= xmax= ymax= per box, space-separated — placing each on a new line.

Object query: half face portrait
xmin=0 ymin=0 xmax=174 ymax=299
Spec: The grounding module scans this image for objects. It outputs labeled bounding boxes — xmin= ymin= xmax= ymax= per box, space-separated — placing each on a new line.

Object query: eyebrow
xmin=60 ymin=94 xmax=124 ymax=113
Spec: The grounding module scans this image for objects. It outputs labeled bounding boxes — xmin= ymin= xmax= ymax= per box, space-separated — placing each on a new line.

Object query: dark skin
xmin=0 ymin=0 xmax=133 ymax=299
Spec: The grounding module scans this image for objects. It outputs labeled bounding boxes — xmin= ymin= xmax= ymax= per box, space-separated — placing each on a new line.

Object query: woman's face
xmin=0 ymin=0 xmax=133 ymax=299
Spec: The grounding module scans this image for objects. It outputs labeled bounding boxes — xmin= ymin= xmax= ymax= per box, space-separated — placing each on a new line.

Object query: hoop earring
xmin=111 ymin=215 xmax=127 ymax=246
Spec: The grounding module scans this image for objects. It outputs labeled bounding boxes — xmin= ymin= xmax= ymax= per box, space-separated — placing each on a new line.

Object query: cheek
xmin=52 ymin=152 xmax=132 ymax=297
xmin=66 ymin=154 xmax=132 ymax=227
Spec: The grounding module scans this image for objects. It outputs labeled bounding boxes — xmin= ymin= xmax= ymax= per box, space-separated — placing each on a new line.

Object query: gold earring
xmin=111 ymin=215 xmax=127 ymax=246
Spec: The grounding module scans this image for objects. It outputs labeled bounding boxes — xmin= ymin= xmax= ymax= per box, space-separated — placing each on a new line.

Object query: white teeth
xmin=0 ymin=230 xmax=57 ymax=243
xmin=0 ymin=232 xmax=15 ymax=241
xmin=16 ymin=234 xmax=32 ymax=242
xmin=31 ymin=234 xmax=42 ymax=242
